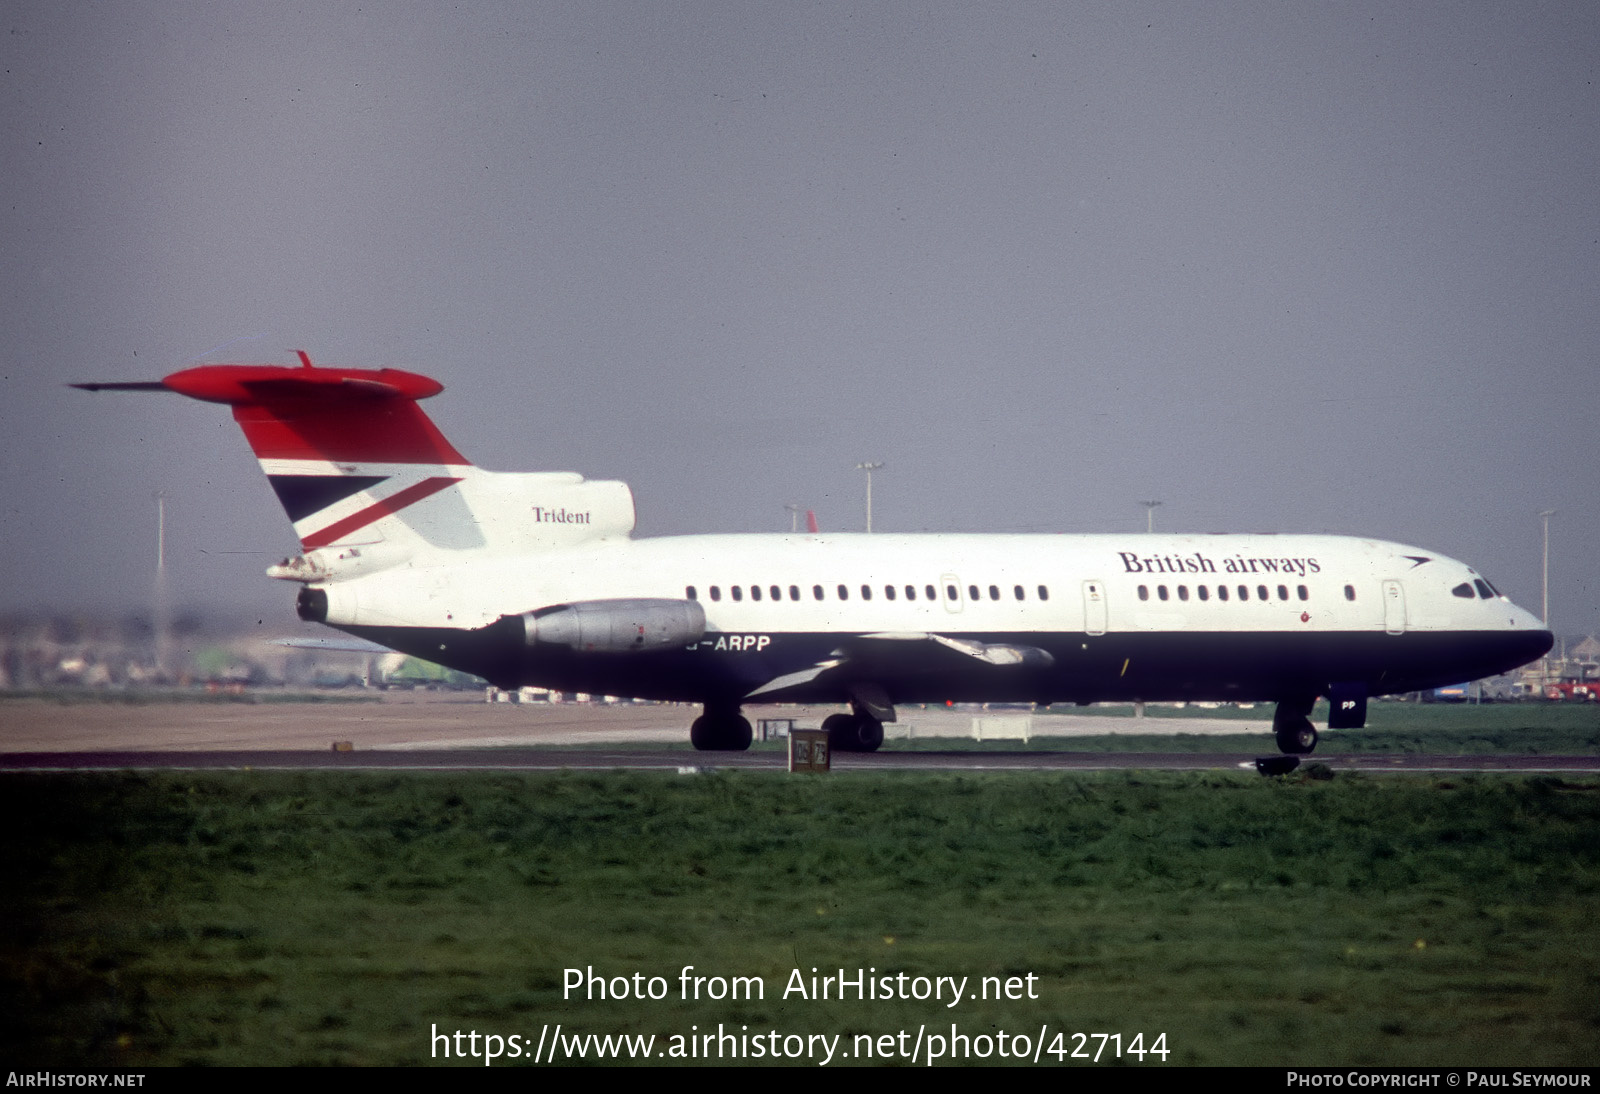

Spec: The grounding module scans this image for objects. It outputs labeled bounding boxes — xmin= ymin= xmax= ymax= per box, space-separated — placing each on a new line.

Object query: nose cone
xmin=1517 ymin=628 xmax=1556 ymax=664
xmin=1458 ymin=601 xmax=1554 ymax=681
xmin=1502 ymin=601 xmax=1554 ymax=667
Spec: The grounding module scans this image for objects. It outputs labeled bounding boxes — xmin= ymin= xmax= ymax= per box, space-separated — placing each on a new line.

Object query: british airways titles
xmin=1118 ymin=550 xmax=1323 ymax=578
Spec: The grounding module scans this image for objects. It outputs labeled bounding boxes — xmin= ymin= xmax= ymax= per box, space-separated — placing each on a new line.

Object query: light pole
xmin=154 ymin=492 xmax=170 ymax=680
xmin=1540 ymin=509 xmax=1557 ymax=680
xmin=1141 ymin=500 xmax=1162 ymax=534
xmin=856 ymin=462 xmax=884 ymax=533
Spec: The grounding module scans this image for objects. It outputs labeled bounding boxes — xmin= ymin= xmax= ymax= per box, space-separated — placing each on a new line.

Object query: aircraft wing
xmin=743 ymin=631 xmax=1054 ymax=703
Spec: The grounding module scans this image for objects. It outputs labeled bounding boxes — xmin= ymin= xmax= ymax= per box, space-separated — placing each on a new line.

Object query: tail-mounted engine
xmin=514 ymin=598 xmax=706 ymax=653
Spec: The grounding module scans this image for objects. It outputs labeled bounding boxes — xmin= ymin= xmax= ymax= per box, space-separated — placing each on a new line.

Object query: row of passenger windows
xmin=686 ymin=583 xmax=1052 ymax=604
xmin=1138 ymin=583 xmax=1359 ymax=603
xmin=686 ymin=581 xmax=1368 ymax=605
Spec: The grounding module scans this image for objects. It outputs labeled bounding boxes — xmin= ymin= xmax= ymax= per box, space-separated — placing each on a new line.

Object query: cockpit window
xmin=1451 ymin=583 xmax=1475 ymax=599
xmin=1474 ymin=579 xmax=1496 ymax=599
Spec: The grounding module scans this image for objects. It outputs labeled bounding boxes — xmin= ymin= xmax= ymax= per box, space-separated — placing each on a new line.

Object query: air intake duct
xmin=518 ymin=598 xmax=706 ymax=653
xmin=296 ymin=586 xmax=329 ymax=623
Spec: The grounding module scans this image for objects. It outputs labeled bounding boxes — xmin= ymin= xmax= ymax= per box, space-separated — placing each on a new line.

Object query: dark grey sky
xmin=4 ymin=3 xmax=1596 ymax=636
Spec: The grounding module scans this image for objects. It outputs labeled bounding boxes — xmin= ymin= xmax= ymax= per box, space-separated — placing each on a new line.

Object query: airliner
xmin=78 ymin=354 xmax=1553 ymax=754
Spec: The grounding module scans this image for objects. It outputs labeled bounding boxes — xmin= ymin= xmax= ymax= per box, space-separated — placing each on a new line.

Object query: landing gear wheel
xmin=724 ymin=715 xmax=753 ymax=751
xmin=1272 ymin=696 xmax=1320 ymax=756
xmin=1275 ymin=723 xmax=1319 ymax=755
xmin=823 ymin=712 xmax=884 ymax=752
xmin=854 ymin=717 xmax=884 ymax=752
xmin=822 ymin=713 xmax=859 ymax=751
xmin=690 ymin=713 xmax=753 ymax=751
xmin=690 ymin=716 xmax=716 ymax=750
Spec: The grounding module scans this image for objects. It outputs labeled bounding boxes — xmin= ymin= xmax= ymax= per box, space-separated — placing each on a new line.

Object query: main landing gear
xmin=824 ymin=683 xmax=893 ymax=753
xmin=687 ymin=689 xmax=891 ymax=753
xmin=689 ymin=703 xmax=753 ymax=751
xmin=1272 ymin=696 xmax=1319 ymax=755
xmin=821 ymin=711 xmax=885 ymax=753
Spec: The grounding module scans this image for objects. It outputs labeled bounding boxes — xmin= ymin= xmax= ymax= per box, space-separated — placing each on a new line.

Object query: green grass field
xmin=4 ymin=758 xmax=1598 ymax=1066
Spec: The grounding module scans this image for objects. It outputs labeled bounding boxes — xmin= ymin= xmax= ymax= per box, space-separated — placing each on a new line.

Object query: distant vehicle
xmin=78 ymin=354 xmax=1554 ymax=755
xmin=1544 ymin=681 xmax=1599 ymax=702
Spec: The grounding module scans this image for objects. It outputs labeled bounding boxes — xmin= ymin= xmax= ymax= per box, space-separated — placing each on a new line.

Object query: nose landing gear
xmin=1273 ymin=696 xmax=1320 ymax=755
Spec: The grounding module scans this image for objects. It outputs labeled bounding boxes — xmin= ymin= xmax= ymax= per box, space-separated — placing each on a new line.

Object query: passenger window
xmin=905 ymin=585 xmax=916 ymax=601
xmin=1297 ymin=585 xmax=1308 ymax=601
xmin=710 ymin=586 xmax=721 ymax=602
xmin=1218 ymin=585 xmax=1229 ymax=602
xmin=1138 ymin=585 xmax=1149 ymax=601
xmin=732 ymin=586 xmax=743 ymax=602
xmin=969 ymin=585 xmax=980 ymax=601
xmin=1277 ymin=585 xmax=1288 ymax=601
xmin=789 ymin=585 xmax=800 ymax=601
xmin=926 ymin=585 xmax=938 ymax=600
xmin=1177 ymin=585 xmax=1189 ymax=601
xmin=1197 ymin=585 xmax=1209 ymax=601
xmin=813 ymin=585 xmax=824 ymax=600
xmin=885 ymin=585 xmax=896 ymax=600
xmin=861 ymin=585 xmax=872 ymax=601
xmin=686 ymin=586 xmax=697 ymax=600
xmin=1014 ymin=585 xmax=1025 ymax=600
xmin=946 ymin=584 xmax=958 ymax=601
xmin=1344 ymin=585 xmax=1356 ymax=601
xmin=770 ymin=585 xmax=781 ymax=601
xmin=988 ymin=585 xmax=999 ymax=601
xmin=1158 ymin=585 xmax=1169 ymax=601
xmin=1038 ymin=585 xmax=1049 ymax=601
xmin=1239 ymin=585 xmax=1249 ymax=601
xmin=750 ymin=585 xmax=762 ymax=601
xmin=837 ymin=584 xmax=848 ymax=600
xmin=1257 ymin=585 xmax=1268 ymax=601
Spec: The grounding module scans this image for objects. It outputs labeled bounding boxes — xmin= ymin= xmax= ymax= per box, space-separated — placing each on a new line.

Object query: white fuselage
xmin=313 ymin=531 xmax=1550 ymax=708
xmin=321 ymin=532 xmax=1538 ymax=638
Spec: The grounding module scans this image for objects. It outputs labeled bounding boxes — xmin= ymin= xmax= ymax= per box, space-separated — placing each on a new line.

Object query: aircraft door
xmin=1382 ymin=579 xmax=1406 ymax=635
xmin=941 ymin=573 xmax=963 ymax=614
xmin=1082 ymin=579 xmax=1107 ymax=636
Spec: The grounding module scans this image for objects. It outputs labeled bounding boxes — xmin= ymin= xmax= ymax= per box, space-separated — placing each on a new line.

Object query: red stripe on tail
xmin=299 ymin=476 xmax=462 ymax=549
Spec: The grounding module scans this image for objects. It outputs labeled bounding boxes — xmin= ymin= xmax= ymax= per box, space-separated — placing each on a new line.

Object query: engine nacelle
xmin=518 ymin=598 xmax=706 ymax=653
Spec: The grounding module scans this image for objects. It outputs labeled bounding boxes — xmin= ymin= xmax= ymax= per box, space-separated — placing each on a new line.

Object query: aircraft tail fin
xmin=77 ymin=352 xmax=635 ymax=570
xmin=158 ymin=351 xmax=468 ymax=468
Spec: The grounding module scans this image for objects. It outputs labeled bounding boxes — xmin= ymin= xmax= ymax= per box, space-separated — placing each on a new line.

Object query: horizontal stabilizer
xmin=69 ymin=381 xmax=168 ymax=392
xmin=272 ymin=635 xmax=393 ymax=654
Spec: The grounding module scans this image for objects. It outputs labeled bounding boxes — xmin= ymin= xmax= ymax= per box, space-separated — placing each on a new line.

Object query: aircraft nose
xmin=1517 ymin=627 xmax=1555 ymax=662
xmin=1534 ymin=629 xmax=1555 ymax=655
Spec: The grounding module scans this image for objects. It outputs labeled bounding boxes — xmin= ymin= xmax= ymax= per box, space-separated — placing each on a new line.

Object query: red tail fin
xmin=160 ymin=355 xmax=467 ymax=465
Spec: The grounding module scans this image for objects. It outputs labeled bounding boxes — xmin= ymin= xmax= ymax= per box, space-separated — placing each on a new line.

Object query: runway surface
xmin=0 ymin=694 xmax=1274 ymax=750
xmin=3 ymin=695 xmax=1595 ymax=774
